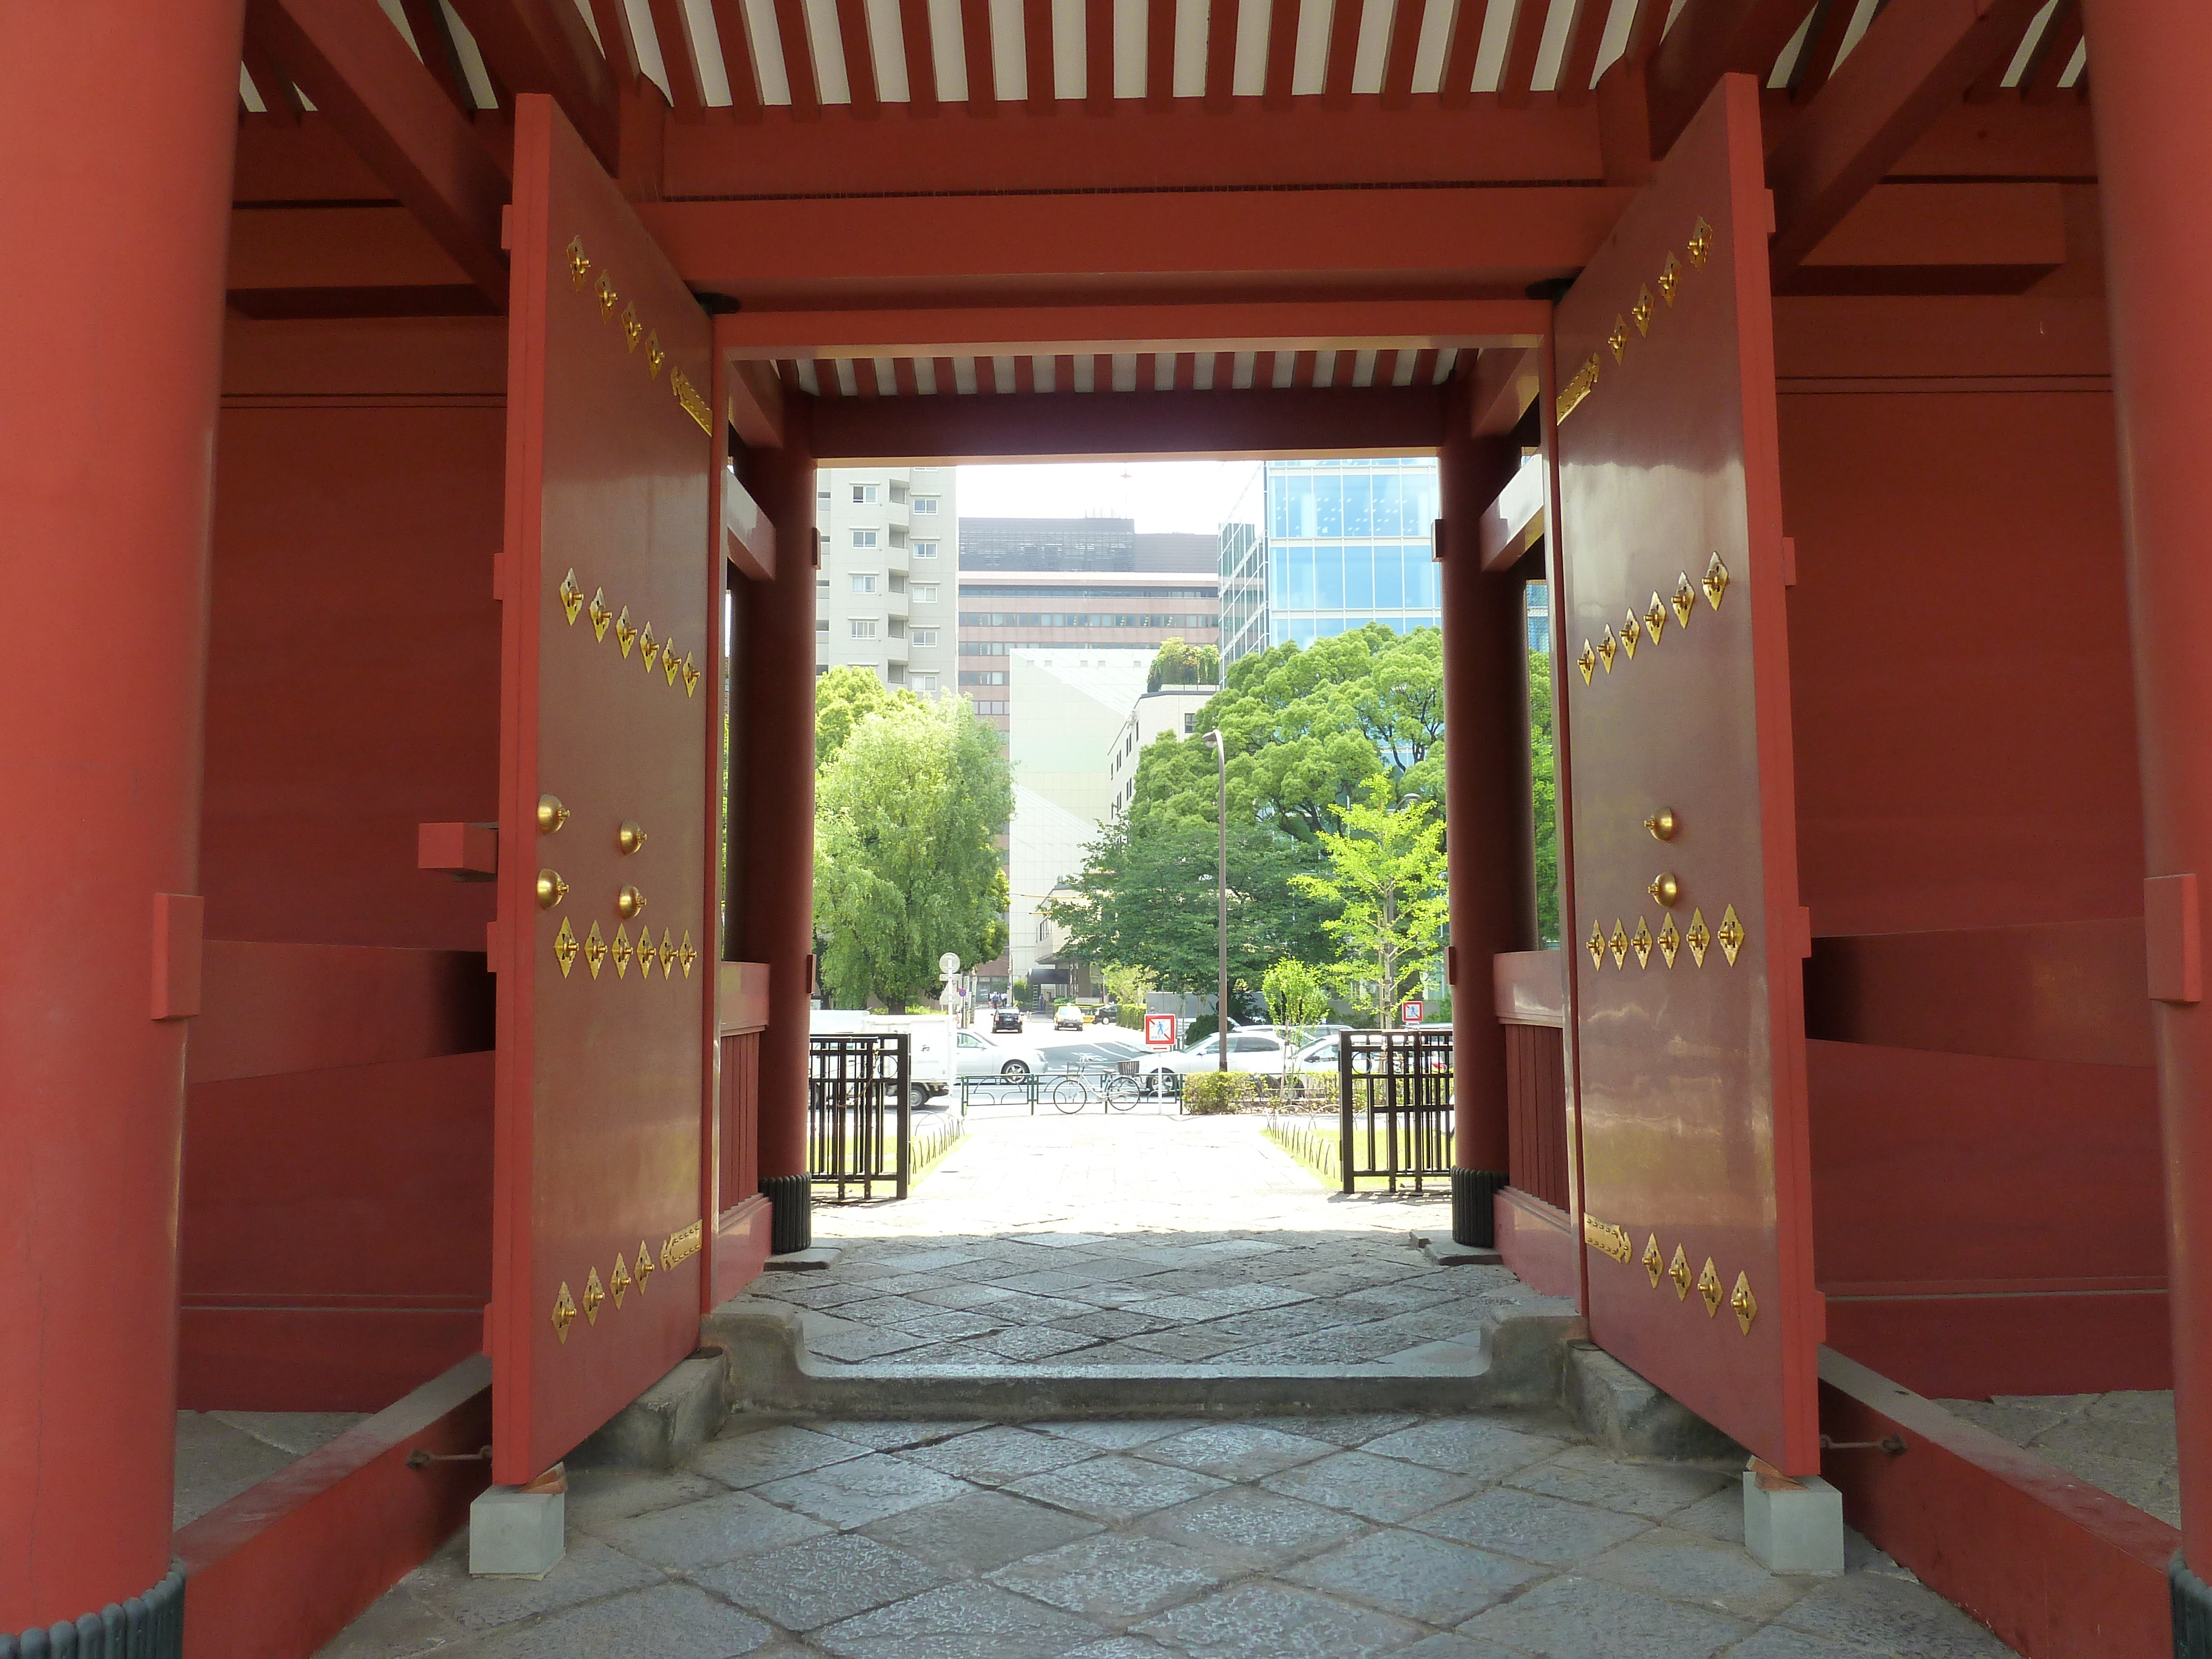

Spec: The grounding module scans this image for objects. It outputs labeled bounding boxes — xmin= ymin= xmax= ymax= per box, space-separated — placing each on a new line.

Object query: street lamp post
xmin=1211 ymin=728 xmax=1228 ymax=1073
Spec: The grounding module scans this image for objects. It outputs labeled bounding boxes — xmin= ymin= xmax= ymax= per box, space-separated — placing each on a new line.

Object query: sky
xmin=957 ymin=461 xmax=1264 ymax=536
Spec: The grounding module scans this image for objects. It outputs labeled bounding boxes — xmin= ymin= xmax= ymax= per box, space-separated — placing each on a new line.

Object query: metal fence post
xmin=895 ymin=1033 xmax=911 ymax=1201
xmin=1338 ymin=1031 xmax=1355 ymax=1194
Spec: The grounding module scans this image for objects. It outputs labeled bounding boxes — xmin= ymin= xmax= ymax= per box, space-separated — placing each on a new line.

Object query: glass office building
xmin=1220 ymin=458 xmax=1444 ymax=662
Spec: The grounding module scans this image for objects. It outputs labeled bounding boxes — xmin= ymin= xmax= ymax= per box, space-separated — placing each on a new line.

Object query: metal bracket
xmin=1818 ymin=1434 xmax=1907 ymax=1454
xmin=406 ymin=1444 xmax=493 ymax=1469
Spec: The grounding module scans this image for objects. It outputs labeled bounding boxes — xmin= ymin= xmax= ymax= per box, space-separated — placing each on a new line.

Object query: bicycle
xmin=1047 ymin=1065 xmax=1142 ymax=1114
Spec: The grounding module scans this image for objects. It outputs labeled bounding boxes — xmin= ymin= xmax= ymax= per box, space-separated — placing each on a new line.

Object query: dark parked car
xmin=991 ymin=1007 xmax=1025 ymax=1034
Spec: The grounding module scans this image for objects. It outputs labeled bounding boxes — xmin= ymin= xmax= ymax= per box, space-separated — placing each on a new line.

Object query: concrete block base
xmin=1562 ymin=1340 xmax=1745 ymax=1465
xmin=765 ymin=1245 xmax=843 ymax=1272
xmin=1743 ymin=1463 xmax=1845 ymax=1575
xmin=571 ymin=1352 xmax=731 ymax=1472
xmin=469 ymin=1477 xmax=566 ymax=1577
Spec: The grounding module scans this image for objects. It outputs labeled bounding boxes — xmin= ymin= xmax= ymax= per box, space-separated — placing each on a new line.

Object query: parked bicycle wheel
xmin=1051 ymin=1076 xmax=1089 ymax=1114
xmin=1101 ymin=1073 xmax=1140 ymax=1113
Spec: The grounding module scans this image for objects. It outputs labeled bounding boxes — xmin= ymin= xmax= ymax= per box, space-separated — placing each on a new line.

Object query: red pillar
xmin=1437 ymin=384 xmax=1534 ymax=1246
xmin=739 ymin=404 xmax=818 ymax=1254
xmin=0 ymin=0 xmax=242 ymax=1636
xmin=2081 ymin=0 xmax=2212 ymax=1616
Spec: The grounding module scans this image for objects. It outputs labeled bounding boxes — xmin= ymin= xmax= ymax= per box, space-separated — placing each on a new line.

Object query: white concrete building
xmin=1104 ymin=685 xmax=1218 ymax=817
xmin=813 ymin=466 xmax=957 ymax=691
xmin=1004 ymin=649 xmax=1154 ymax=988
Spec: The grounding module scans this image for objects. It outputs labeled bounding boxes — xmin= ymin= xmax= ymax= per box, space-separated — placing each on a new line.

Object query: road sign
xmin=1401 ymin=999 xmax=1425 ymax=1025
xmin=1144 ymin=1013 xmax=1177 ymax=1047
xmin=938 ymin=951 xmax=961 ymax=975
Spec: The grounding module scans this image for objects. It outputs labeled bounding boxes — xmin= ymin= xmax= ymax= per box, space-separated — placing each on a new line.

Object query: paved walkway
xmin=1939 ymin=1391 xmax=2179 ymax=1525
xmin=324 ymin=1408 xmax=2010 ymax=1658
xmin=762 ymin=1113 xmax=1567 ymax=1369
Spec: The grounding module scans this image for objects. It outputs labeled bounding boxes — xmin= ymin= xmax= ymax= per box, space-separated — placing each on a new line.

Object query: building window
xmin=1184 ymin=713 xmax=1199 ymax=732
xmin=852 ymin=483 xmax=878 ymax=504
xmin=889 ymin=618 xmax=906 ymax=639
xmin=889 ymin=526 xmax=908 ymax=548
xmin=816 ymin=488 xmax=832 ymax=506
xmin=817 ymin=618 xmax=830 ymax=634
xmin=890 ymin=481 xmax=910 ymax=504
xmin=914 ymin=672 xmax=937 ymax=693
xmin=914 ymin=497 xmax=939 ymax=515
xmin=852 ymin=529 xmax=878 ymax=549
xmin=914 ymin=584 xmax=938 ymax=603
xmin=816 ymin=662 xmax=829 ymax=675
xmin=887 ymin=665 xmax=906 ymax=684
xmin=912 ymin=628 xmax=938 ymax=647
xmin=914 ymin=540 xmax=938 ymax=558
xmin=852 ymin=574 xmax=877 ymax=594
xmin=851 ymin=619 xmax=878 ymax=639
xmin=888 ymin=572 xmax=906 ymax=594
xmin=958 ymin=670 xmax=1009 ymax=686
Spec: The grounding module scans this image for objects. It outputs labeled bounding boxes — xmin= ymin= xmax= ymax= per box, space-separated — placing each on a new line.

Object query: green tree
xmin=813 ymin=695 xmax=1011 ymax=1008
xmin=1147 ymin=637 xmax=1220 ymax=692
xmin=815 ymin=663 xmax=909 ymax=766
xmin=1261 ymin=958 xmax=1332 ymax=1031
xmin=1528 ymin=648 xmax=1560 ymax=946
xmin=1291 ymin=775 xmax=1450 ymax=1027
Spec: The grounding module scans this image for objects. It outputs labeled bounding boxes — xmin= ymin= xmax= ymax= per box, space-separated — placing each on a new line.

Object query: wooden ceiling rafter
xmin=1645 ymin=0 xmax=1818 ymax=156
xmin=446 ymin=0 xmax=618 ymax=161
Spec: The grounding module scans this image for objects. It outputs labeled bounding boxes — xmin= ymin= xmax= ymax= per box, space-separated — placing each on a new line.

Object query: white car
xmin=1148 ymin=1027 xmax=1297 ymax=1092
xmin=1053 ymin=1003 xmax=1087 ymax=1031
xmin=954 ymin=1027 xmax=1046 ymax=1081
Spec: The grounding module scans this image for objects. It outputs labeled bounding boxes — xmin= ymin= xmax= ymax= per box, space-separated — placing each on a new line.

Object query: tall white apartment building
xmin=812 ymin=466 xmax=957 ymax=692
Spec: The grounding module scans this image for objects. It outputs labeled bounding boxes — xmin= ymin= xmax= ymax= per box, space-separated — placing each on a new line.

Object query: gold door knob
xmin=535 ymin=869 xmax=568 ymax=909
xmin=536 ymin=794 xmax=570 ymax=834
xmin=618 ymin=821 xmax=648 ymax=856
xmin=1648 ymin=873 xmax=1681 ymax=908
xmin=1644 ymin=808 xmax=1677 ymax=842
xmin=616 ymin=884 xmax=646 ymax=920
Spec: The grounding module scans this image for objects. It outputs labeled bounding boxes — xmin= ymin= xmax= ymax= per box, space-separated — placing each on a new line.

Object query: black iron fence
xmin=808 ymin=1033 xmax=911 ymax=1200
xmin=1338 ymin=1027 xmax=1455 ymax=1193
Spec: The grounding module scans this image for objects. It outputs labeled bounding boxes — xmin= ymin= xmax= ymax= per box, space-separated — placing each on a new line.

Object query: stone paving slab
xmin=320 ymin=1408 xmax=2016 ymax=1658
xmin=1938 ymin=1389 xmax=2180 ymax=1525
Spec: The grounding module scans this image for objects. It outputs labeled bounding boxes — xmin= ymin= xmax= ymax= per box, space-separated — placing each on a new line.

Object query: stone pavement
xmin=1938 ymin=1390 xmax=2180 ymax=1525
xmin=174 ymin=1409 xmax=367 ymax=1528
xmin=322 ymin=1407 xmax=2012 ymax=1658
xmin=755 ymin=1113 xmax=1567 ymax=1370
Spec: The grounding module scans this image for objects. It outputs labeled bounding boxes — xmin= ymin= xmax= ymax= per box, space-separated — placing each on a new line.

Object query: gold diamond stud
xmin=554 ymin=917 xmax=578 ymax=977
xmin=1669 ymin=1244 xmax=1691 ymax=1299
xmin=1719 ymin=904 xmax=1746 ymax=967
xmin=551 ymin=1281 xmax=578 ymax=1341
xmin=1703 ymin=550 xmax=1730 ymax=610
xmin=1642 ymin=1235 xmax=1663 ymax=1288
xmin=1731 ymin=1271 xmax=1757 ymax=1334
xmin=1686 ymin=909 xmax=1710 ymax=968
xmin=1698 ymin=1256 xmax=1721 ymax=1316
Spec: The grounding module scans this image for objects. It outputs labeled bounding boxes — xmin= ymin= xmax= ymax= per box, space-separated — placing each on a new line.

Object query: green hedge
xmin=1179 ymin=1071 xmax=1338 ymax=1115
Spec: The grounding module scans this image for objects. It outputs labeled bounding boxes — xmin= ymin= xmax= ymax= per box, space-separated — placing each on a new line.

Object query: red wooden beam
xmin=960 ymin=0 xmax=997 ymax=106
xmin=1784 ymin=0 xmax=1859 ymax=103
xmin=648 ymin=0 xmax=709 ymax=113
xmin=588 ymin=0 xmax=643 ymax=84
xmin=1469 ymin=342 xmax=1538 ymax=434
xmin=245 ymin=0 xmax=510 ymax=308
xmin=446 ymin=0 xmax=618 ymax=164
xmin=1438 ymin=0 xmax=1497 ymax=108
xmin=836 ymin=0 xmax=881 ymax=111
xmin=1146 ymin=0 xmax=1175 ymax=106
xmin=1261 ymin=0 xmax=1298 ymax=108
xmin=1379 ymin=0 xmax=1426 ymax=108
xmin=1204 ymin=0 xmax=1239 ymax=109
xmin=808 ymin=381 xmax=1448 ymax=460
xmin=727 ymin=356 xmax=787 ymax=446
xmin=1645 ymin=0 xmax=1808 ymax=158
xmin=1497 ymin=0 xmax=1550 ymax=107
xmin=1555 ymin=0 xmax=1610 ymax=103
xmin=1025 ymin=0 xmax=1055 ymax=109
xmin=242 ymin=28 xmax=308 ymax=122
xmin=398 ymin=0 xmax=481 ymax=113
xmin=708 ymin=0 xmax=766 ymax=117
xmin=1322 ymin=0 xmax=1362 ymax=108
xmin=1768 ymin=0 xmax=2053 ymax=278
xmin=1086 ymin=0 xmax=1114 ymax=109
xmin=2018 ymin=0 xmax=2081 ymax=105
xmin=774 ymin=0 xmax=822 ymax=111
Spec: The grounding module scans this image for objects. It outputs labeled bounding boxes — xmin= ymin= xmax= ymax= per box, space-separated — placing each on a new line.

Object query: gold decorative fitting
xmin=681 ymin=653 xmax=701 ymax=697
xmin=619 ymin=821 xmax=648 ymax=855
xmin=1608 ymin=920 xmax=1630 ymax=968
xmin=1668 ymin=1244 xmax=1692 ymax=1299
xmin=1577 ymin=642 xmax=1597 ymax=685
xmin=1698 ymin=1256 xmax=1722 ymax=1316
xmin=535 ymin=869 xmax=568 ymax=910
xmin=1731 ymin=1271 xmax=1757 ymax=1334
xmin=664 ymin=645 xmax=683 ymax=687
xmin=1598 ymin=629 xmax=1618 ymax=672
xmin=621 ymin=302 xmax=641 ymax=350
xmin=1620 ymin=612 xmax=1640 ymax=659
xmin=1582 ymin=1214 xmax=1634 ymax=1264
xmin=1555 ymin=354 xmax=1600 ymax=424
xmin=1648 ymin=872 xmax=1679 ymax=908
xmin=566 ymin=236 xmax=589 ymax=286
xmin=537 ymin=794 xmax=570 ymax=834
xmin=656 ymin=928 xmax=676 ymax=975
xmin=1657 ymin=912 xmax=1681 ymax=968
xmin=1632 ymin=286 xmax=1654 ymax=336
xmin=582 ymin=1266 xmax=605 ymax=1324
xmin=679 ymin=932 xmax=697 ymax=977
xmin=639 ymin=624 xmax=659 ymax=670
xmin=645 ymin=331 xmax=665 ymax=378
xmin=1587 ymin=920 xmax=1607 ymax=970
xmin=672 ymin=367 xmax=714 ymax=435
xmin=1688 ymin=216 xmax=1715 ymax=269
xmin=558 ymin=568 xmax=584 ymax=625
xmin=1686 ymin=909 xmax=1710 ymax=968
xmin=1703 ymin=550 xmax=1730 ymax=609
xmin=589 ymin=588 xmax=613 ymax=641
xmin=1644 ymin=808 xmax=1676 ymax=842
xmin=1672 ymin=572 xmax=1697 ymax=627
xmin=1608 ymin=316 xmax=1630 ymax=364
xmin=1658 ymin=252 xmax=1681 ymax=304
xmin=1645 ymin=593 xmax=1668 ymax=642
xmin=617 ymin=884 xmax=646 ymax=921
xmin=612 ymin=923 xmax=634 ymax=978
xmin=1718 ymin=904 xmax=1746 ymax=966
xmin=551 ymin=1281 xmax=578 ymax=1341
xmin=634 ymin=1241 xmax=655 ymax=1290
xmin=610 ymin=1253 xmax=632 ymax=1308
xmin=583 ymin=921 xmax=607 ymax=978
xmin=661 ymin=1220 xmax=703 ymax=1270
xmin=554 ymin=917 xmax=579 ymax=977
xmin=1631 ymin=916 xmax=1653 ymax=969
xmin=614 ymin=607 xmax=637 ymax=657
xmin=1642 ymin=1235 xmax=1663 ymax=1288
xmin=596 ymin=270 xmax=617 ymax=316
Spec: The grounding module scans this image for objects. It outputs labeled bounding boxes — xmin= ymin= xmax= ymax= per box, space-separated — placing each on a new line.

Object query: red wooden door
xmin=491 ymin=95 xmax=717 ymax=1484
xmin=1553 ymin=76 xmax=1818 ymax=1474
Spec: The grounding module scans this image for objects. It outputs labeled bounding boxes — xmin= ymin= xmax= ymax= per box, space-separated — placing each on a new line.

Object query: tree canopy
xmin=1146 ymin=637 xmax=1220 ymax=692
xmin=1290 ymin=775 xmax=1449 ymax=1026
xmin=813 ymin=687 xmax=1012 ymax=1008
